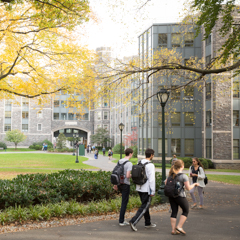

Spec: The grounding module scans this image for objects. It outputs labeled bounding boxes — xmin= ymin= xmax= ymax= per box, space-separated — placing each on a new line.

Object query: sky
xmin=80 ymin=0 xmax=186 ymax=58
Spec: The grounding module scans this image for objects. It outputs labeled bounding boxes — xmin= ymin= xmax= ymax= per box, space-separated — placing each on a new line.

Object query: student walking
xmin=108 ymin=149 xmax=112 ymax=160
xmin=102 ymin=146 xmax=106 ymax=156
xmin=167 ymin=160 xmax=199 ymax=235
xmin=113 ymin=148 xmax=133 ymax=226
xmin=129 ymin=148 xmax=156 ymax=232
xmin=172 ymin=154 xmax=178 ymax=166
xmin=189 ymin=157 xmax=206 ymax=209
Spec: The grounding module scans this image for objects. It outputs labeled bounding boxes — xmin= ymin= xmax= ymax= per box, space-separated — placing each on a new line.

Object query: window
xmin=184 ymin=86 xmax=194 ymax=100
xmin=233 ymin=110 xmax=239 ymax=126
xmin=171 ymin=112 xmax=181 ymax=126
xmin=184 ymin=112 xmax=195 ymax=126
xmin=73 ymin=129 xmax=78 ymax=133
xmin=205 ymin=34 xmax=211 ymax=46
xmin=22 ymin=98 xmax=29 ymax=107
xmin=37 ymin=110 xmax=43 ymax=118
xmin=97 ymin=112 xmax=101 ymax=120
xmin=22 ymin=124 xmax=28 ymax=132
xmin=171 ymin=86 xmax=181 ymax=100
xmin=206 ymin=139 xmax=212 ymax=158
xmin=158 ymin=33 xmax=167 ymax=47
xmin=83 ymin=113 xmax=89 ymax=120
xmin=103 ymin=124 xmax=108 ymax=130
xmin=5 ymin=100 xmax=12 ymax=107
xmin=61 ymin=113 xmax=67 ymax=120
xmin=66 ymin=128 xmax=72 ymax=133
xmin=103 ymin=112 xmax=108 ymax=120
xmin=54 ymin=100 xmax=60 ymax=107
xmin=206 ymin=55 xmax=211 ymax=65
xmin=61 ymin=101 xmax=66 ymax=107
xmin=171 ymin=139 xmax=181 ymax=155
xmin=5 ymin=111 xmax=11 ymax=118
xmin=148 ymin=138 xmax=151 ymax=148
xmin=185 ymin=139 xmax=194 ymax=156
xmin=59 ymin=129 xmax=65 ymax=133
xmin=233 ymin=139 xmax=239 ymax=159
xmin=233 ymin=78 xmax=239 ymax=98
xmin=54 ymin=113 xmax=59 ymax=120
xmin=22 ymin=111 xmax=29 ymax=119
xmin=185 ymin=32 xmax=194 ymax=47
xmin=4 ymin=124 xmax=11 ymax=131
xmin=206 ymin=83 xmax=211 ymax=99
xmin=37 ymin=124 xmax=42 ymax=131
xmin=104 ymin=101 xmax=108 ymax=107
xmin=158 ymin=139 xmax=168 ymax=156
xmin=206 ymin=111 xmax=212 ymax=126
xmin=158 ymin=112 xmax=167 ymax=125
xmin=68 ymin=113 xmax=74 ymax=120
xmin=97 ymin=124 xmax=101 ymax=129
xmin=171 ymin=33 xmax=181 ymax=47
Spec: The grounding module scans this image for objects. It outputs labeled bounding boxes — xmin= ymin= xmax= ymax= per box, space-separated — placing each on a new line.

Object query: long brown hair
xmin=169 ymin=160 xmax=184 ymax=179
xmin=192 ymin=157 xmax=204 ymax=169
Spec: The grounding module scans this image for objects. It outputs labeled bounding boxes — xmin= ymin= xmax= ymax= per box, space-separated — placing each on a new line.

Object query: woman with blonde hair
xmin=166 ymin=160 xmax=199 ymax=235
xmin=189 ymin=157 xmax=206 ymax=209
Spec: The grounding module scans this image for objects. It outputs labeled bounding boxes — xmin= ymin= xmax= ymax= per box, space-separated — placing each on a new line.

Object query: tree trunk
xmin=15 ymin=143 xmax=17 ymax=150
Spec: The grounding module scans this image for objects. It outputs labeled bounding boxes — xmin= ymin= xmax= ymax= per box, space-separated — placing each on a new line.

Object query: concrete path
xmin=1 ymin=181 xmax=239 ymax=239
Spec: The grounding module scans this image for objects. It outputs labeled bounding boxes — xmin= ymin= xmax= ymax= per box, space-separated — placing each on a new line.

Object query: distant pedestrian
xmin=189 ymin=157 xmax=206 ymax=209
xmin=94 ymin=149 xmax=98 ymax=159
xmin=89 ymin=145 xmax=92 ymax=153
xmin=172 ymin=154 xmax=178 ymax=166
xmin=102 ymin=146 xmax=106 ymax=156
xmin=113 ymin=148 xmax=133 ymax=226
xmin=166 ymin=160 xmax=199 ymax=235
xmin=108 ymin=149 xmax=112 ymax=160
xmin=42 ymin=143 xmax=45 ymax=151
xmin=129 ymin=148 xmax=156 ymax=232
xmin=87 ymin=146 xmax=89 ymax=154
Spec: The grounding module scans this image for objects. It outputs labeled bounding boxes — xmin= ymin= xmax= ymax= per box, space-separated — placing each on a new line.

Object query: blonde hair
xmin=169 ymin=160 xmax=184 ymax=179
xmin=173 ymin=155 xmax=177 ymax=158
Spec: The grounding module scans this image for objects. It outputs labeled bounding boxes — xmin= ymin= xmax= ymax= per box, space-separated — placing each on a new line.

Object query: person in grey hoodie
xmin=129 ymin=148 xmax=156 ymax=232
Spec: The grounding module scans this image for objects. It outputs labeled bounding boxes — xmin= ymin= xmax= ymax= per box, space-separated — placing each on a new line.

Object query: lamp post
xmin=157 ymin=89 xmax=170 ymax=203
xmin=73 ymin=133 xmax=79 ymax=163
xmin=119 ymin=123 xmax=125 ymax=159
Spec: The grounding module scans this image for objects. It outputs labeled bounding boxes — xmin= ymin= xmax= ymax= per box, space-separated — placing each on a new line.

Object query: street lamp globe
xmin=157 ymin=89 xmax=170 ymax=106
xmin=118 ymin=123 xmax=125 ymax=131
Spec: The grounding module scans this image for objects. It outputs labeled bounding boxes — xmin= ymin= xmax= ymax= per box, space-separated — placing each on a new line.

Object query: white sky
xmin=80 ymin=0 xmax=186 ymax=58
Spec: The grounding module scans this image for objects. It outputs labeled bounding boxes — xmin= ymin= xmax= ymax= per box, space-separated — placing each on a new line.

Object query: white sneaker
xmin=119 ymin=221 xmax=129 ymax=226
xmin=130 ymin=222 xmax=137 ymax=231
xmin=145 ymin=223 xmax=156 ymax=228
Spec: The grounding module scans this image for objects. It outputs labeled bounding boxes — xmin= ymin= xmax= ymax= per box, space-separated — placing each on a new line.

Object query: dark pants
xmin=118 ymin=184 xmax=130 ymax=223
xmin=169 ymin=196 xmax=189 ymax=218
xmin=130 ymin=192 xmax=151 ymax=226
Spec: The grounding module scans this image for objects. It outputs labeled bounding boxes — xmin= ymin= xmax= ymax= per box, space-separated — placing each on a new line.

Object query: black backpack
xmin=191 ymin=166 xmax=208 ymax=185
xmin=110 ymin=160 xmax=128 ymax=185
xmin=164 ymin=173 xmax=183 ymax=198
xmin=131 ymin=161 xmax=149 ymax=185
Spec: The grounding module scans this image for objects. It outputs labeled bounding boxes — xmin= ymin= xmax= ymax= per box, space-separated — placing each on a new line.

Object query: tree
xmin=56 ymin=133 xmax=67 ymax=149
xmin=0 ymin=0 xmax=97 ymax=110
xmin=90 ymin=127 xmax=111 ymax=147
xmin=5 ymin=129 xmax=26 ymax=149
xmin=124 ymin=128 xmax=138 ymax=147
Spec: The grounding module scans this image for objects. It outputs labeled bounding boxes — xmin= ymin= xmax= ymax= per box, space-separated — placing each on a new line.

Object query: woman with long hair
xmin=166 ymin=160 xmax=199 ymax=235
xmin=189 ymin=157 xmax=206 ymax=209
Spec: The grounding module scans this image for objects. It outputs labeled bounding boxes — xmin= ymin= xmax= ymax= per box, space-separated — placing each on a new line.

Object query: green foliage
xmin=90 ymin=127 xmax=111 ymax=147
xmin=112 ymin=143 xmax=125 ymax=154
xmin=29 ymin=139 xmax=53 ymax=150
xmin=4 ymin=130 xmax=26 ymax=149
xmin=129 ymin=145 xmax=138 ymax=158
xmin=0 ymin=142 xmax=7 ymax=149
xmin=198 ymin=158 xmax=209 ymax=169
xmin=170 ymin=157 xmax=212 ymax=169
xmin=56 ymin=133 xmax=67 ymax=149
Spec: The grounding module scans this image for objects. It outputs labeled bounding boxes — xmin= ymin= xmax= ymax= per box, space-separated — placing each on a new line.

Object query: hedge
xmin=0 ymin=170 xmax=162 ymax=209
xmin=170 ymin=157 xmax=213 ymax=169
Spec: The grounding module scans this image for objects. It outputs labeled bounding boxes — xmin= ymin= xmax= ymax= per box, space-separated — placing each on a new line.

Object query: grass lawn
xmin=0 ymin=153 xmax=97 ymax=179
xmin=205 ymin=169 xmax=240 ymax=173
xmin=0 ymin=148 xmax=37 ymax=152
xmin=208 ymin=174 xmax=240 ymax=185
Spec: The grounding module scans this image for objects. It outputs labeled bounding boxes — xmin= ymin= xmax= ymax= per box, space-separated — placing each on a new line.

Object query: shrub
xmin=130 ymin=145 xmax=138 ymax=158
xmin=0 ymin=142 xmax=7 ymax=150
xmin=112 ymin=143 xmax=125 ymax=154
xmin=199 ymin=158 xmax=209 ymax=169
xmin=34 ymin=145 xmax=42 ymax=150
xmin=205 ymin=158 xmax=214 ymax=168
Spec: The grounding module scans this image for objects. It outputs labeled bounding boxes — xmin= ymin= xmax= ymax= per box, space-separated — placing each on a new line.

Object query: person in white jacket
xmin=129 ymin=148 xmax=156 ymax=232
xmin=189 ymin=157 xmax=206 ymax=209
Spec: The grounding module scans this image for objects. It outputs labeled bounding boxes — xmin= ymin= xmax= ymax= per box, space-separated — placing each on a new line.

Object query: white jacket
xmin=189 ymin=166 xmax=206 ymax=188
xmin=136 ymin=159 xmax=155 ymax=195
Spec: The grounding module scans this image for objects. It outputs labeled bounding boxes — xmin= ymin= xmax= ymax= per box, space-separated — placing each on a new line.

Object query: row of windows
xmin=4 ymin=124 xmax=42 ymax=132
xmin=54 ymin=113 xmax=89 ymax=121
xmin=4 ymin=111 xmax=43 ymax=119
xmin=158 ymin=112 xmax=195 ymax=127
xmin=158 ymin=33 xmax=195 ymax=48
xmin=95 ymin=111 xmax=109 ymax=120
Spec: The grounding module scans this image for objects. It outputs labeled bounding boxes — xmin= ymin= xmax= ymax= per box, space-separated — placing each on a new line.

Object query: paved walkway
xmin=1 ymin=181 xmax=239 ymax=239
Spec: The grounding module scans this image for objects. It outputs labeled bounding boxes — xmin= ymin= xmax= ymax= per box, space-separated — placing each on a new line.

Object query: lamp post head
xmin=157 ymin=89 xmax=170 ymax=107
xmin=119 ymin=123 xmax=125 ymax=131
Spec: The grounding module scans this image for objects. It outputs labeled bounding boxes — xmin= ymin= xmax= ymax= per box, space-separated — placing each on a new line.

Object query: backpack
xmin=164 ymin=173 xmax=183 ymax=198
xmin=110 ymin=160 xmax=129 ymax=185
xmin=191 ymin=166 xmax=208 ymax=185
xmin=131 ymin=161 xmax=149 ymax=185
